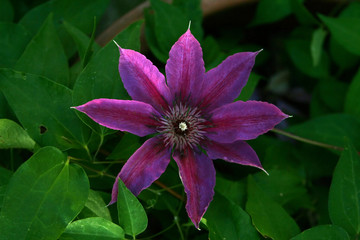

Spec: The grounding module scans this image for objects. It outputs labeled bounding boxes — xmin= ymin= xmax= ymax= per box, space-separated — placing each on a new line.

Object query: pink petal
xmin=74 ymin=99 xmax=160 ymax=137
xmin=109 ymin=136 xmax=171 ymax=205
xmin=165 ymin=29 xmax=205 ymax=105
xmin=200 ymin=51 xmax=260 ymax=111
xmin=205 ymin=140 xmax=266 ymax=172
xmin=118 ymin=47 xmax=172 ymax=112
xmin=173 ymin=148 xmax=216 ymax=228
xmin=206 ymin=100 xmax=288 ymax=143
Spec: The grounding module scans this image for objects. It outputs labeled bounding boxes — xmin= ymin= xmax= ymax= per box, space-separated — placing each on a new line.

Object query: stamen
xmin=179 ymin=122 xmax=187 ymax=131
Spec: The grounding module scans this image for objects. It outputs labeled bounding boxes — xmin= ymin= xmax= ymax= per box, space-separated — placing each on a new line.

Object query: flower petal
xmin=200 ymin=51 xmax=259 ymax=111
xmin=118 ymin=47 xmax=172 ymax=112
xmin=166 ymin=29 xmax=205 ymax=105
xmin=173 ymin=148 xmax=216 ymax=228
xmin=205 ymin=140 xmax=265 ymax=172
xmin=74 ymin=99 xmax=160 ymax=137
xmin=109 ymin=136 xmax=171 ymax=205
xmin=206 ymin=100 xmax=288 ymax=143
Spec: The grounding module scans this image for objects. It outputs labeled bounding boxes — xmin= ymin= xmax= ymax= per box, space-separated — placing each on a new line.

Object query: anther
xmin=179 ymin=122 xmax=188 ymax=131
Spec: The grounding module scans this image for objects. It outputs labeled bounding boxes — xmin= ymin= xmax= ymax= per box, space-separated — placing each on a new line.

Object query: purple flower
xmin=73 ymin=29 xmax=288 ymax=228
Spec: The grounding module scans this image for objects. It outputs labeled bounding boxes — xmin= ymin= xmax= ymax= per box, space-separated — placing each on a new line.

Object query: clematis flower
xmin=73 ymin=29 xmax=288 ymax=228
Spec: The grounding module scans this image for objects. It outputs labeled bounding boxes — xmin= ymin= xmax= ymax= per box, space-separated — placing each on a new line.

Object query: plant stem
xmin=271 ymin=128 xmax=344 ymax=151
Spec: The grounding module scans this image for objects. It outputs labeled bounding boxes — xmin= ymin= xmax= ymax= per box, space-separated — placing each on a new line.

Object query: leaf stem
xmin=154 ymin=180 xmax=184 ymax=201
xmin=271 ymin=128 xmax=344 ymax=151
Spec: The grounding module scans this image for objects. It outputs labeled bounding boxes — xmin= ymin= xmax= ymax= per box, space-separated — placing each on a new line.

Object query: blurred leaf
xmin=0 ymin=0 xmax=13 ymax=22
xmin=0 ymin=68 xmax=90 ymax=150
xmin=0 ymin=119 xmax=35 ymax=150
xmin=339 ymin=2 xmax=360 ymax=18
xmin=202 ymin=36 xmax=226 ymax=70
xmin=250 ymin=0 xmax=293 ymax=26
xmin=290 ymin=225 xmax=350 ymax=240
xmin=290 ymin=0 xmax=318 ymax=25
xmin=329 ymin=37 xmax=359 ymax=70
xmin=286 ymin=39 xmax=329 ymax=78
xmin=59 ymin=217 xmax=124 ymax=240
xmin=173 ymin=0 xmax=203 ymax=39
xmin=19 ymin=0 xmax=109 ymax=57
xmin=0 ymin=167 xmax=12 ymax=210
xmin=215 ymin=176 xmax=246 ymax=207
xmin=107 ymin=134 xmax=140 ymax=160
xmin=310 ymin=78 xmax=348 ymax=117
xmin=345 ymin=68 xmax=360 ymax=121
xmin=205 ymin=192 xmax=259 ymax=240
xmin=310 ymin=28 xmax=327 ymax=67
xmin=146 ymin=0 xmax=189 ymax=63
xmin=0 ymin=147 xmax=89 ymax=240
xmin=235 ymin=73 xmax=261 ymax=101
xmin=246 ymin=175 xmax=300 ymax=240
xmin=63 ymin=20 xmax=100 ymax=69
xmin=16 ymin=13 xmax=69 ymax=86
xmin=287 ymin=114 xmax=360 ymax=153
xmin=319 ymin=14 xmax=360 ymax=56
xmin=117 ymin=180 xmax=148 ymax=238
xmin=72 ymin=20 xmax=142 ymax=134
xmin=78 ymin=189 xmax=112 ymax=221
xmin=252 ymin=169 xmax=311 ymax=214
xmin=0 ymin=23 xmax=31 ymax=68
xmin=328 ymin=143 xmax=360 ymax=237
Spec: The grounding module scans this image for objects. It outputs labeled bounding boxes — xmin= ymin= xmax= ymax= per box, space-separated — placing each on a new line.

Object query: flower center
xmin=178 ymin=122 xmax=187 ymax=131
xmin=157 ymin=104 xmax=206 ymax=150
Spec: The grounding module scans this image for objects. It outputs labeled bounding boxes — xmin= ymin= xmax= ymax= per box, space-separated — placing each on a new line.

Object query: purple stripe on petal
xmin=205 ymin=140 xmax=266 ymax=172
xmin=200 ymin=51 xmax=259 ymax=112
xmin=206 ymin=101 xmax=288 ymax=143
xmin=74 ymin=99 xmax=160 ymax=137
xmin=166 ymin=29 xmax=205 ymax=106
xmin=118 ymin=47 xmax=171 ymax=113
xmin=173 ymin=148 xmax=215 ymax=229
xmin=109 ymin=136 xmax=171 ymax=205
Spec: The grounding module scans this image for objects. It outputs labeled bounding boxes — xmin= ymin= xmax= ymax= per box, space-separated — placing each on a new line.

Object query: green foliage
xmin=328 ymin=143 xmax=360 ymax=237
xmin=59 ymin=217 xmax=125 ymax=240
xmin=0 ymin=147 xmax=89 ymax=240
xmin=117 ymin=180 xmax=148 ymax=238
xmin=246 ymin=175 xmax=301 ymax=240
xmin=290 ymin=225 xmax=350 ymax=240
xmin=0 ymin=119 xmax=35 ymax=150
xmin=205 ymin=192 xmax=260 ymax=240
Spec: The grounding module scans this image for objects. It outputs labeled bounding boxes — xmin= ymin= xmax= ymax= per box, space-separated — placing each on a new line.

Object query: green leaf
xmin=252 ymin=169 xmax=311 ymax=214
xmin=287 ymin=114 xmax=360 ymax=153
xmin=0 ymin=68 xmax=90 ymax=150
xmin=107 ymin=134 xmax=140 ymax=160
xmin=286 ymin=39 xmax=329 ymax=79
xmin=0 ymin=0 xmax=14 ymax=22
xmin=0 ymin=147 xmax=90 ymax=240
xmin=117 ymin=180 xmax=148 ymax=238
xmin=215 ymin=177 xmax=246 ymax=207
xmin=246 ymin=175 xmax=300 ymax=240
xmin=250 ymin=0 xmax=292 ymax=26
xmin=329 ymin=37 xmax=359 ymax=70
xmin=290 ymin=225 xmax=350 ymax=240
xmin=0 ymin=167 xmax=12 ymax=210
xmin=310 ymin=78 xmax=348 ymax=117
xmin=59 ymin=217 xmax=124 ymax=240
xmin=63 ymin=20 xmax=100 ymax=68
xmin=19 ymin=0 xmax=109 ymax=57
xmin=72 ymin=20 xmax=142 ymax=133
xmin=15 ymin=13 xmax=69 ymax=86
xmin=328 ymin=143 xmax=360 ymax=237
xmin=345 ymin=68 xmax=360 ymax=121
xmin=319 ymin=14 xmax=360 ymax=56
xmin=0 ymin=119 xmax=35 ymax=150
xmin=205 ymin=192 xmax=260 ymax=240
xmin=78 ymin=189 xmax=112 ymax=221
xmin=290 ymin=0 xmax=318 ymax=25
xmin=235 ymin=73 xmax=261 ymax=101
xmin=310 ymin=28 xmax=327 ymax=67
xmin=0 ymin=23 xmax=31 ymax=68
xmin=146 ymin=0 xmax=189 ymax=63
